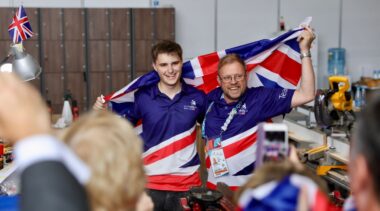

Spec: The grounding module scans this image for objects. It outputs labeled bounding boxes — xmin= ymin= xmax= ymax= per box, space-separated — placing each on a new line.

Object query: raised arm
xmin=291 ymin=26 xmax=316 ymax=108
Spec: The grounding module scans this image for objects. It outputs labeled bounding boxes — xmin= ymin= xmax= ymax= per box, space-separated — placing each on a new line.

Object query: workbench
xmin=284 ymin=118 xmax=350 ymax=191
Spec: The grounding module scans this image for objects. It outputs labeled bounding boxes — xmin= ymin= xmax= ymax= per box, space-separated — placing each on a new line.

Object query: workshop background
xmin=1 ymin=0 xmax=379 ymax=111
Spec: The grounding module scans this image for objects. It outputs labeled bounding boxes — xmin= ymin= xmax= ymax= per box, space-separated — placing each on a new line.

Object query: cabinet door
xmin=67 ymin=72 xmax=87 ymax=112
xmin=135 ymin=40 xmax=154 ymax=77
xmin=134 ymin=9 xmax=154 ymax=41
xmin=110 ymin=9 xmax=130 ymax=40
xmin=89 ymin=71 xmax=109 ymax=107
xmin=0 ymin=8 xmax=14 ymax=40
xmin=64 ymin=9 xmax=85 ymax=41
xmin=41 ymin=8 xmax=62 ymax=41
xmin=155 ymin=8 xmax=175 ymax=41
xmin=111 ymin=40 xmax=131 ymax=91
xmin=65 ymin=40 xmax=86 ymax=112
xmin=88 ymin=9 xmax=109 ymax=40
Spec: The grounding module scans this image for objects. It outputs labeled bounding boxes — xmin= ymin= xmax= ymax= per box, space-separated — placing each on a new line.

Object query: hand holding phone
xmin=256 ymin=123 xmax=289 ymax=168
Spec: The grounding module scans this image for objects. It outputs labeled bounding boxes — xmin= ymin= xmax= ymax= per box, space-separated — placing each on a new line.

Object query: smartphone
xmin=256 ymin=123 xmax=289 ymax=168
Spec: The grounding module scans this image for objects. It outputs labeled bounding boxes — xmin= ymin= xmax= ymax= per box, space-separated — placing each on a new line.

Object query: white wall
xmin=0 ymin=0 xmax=150 ymax=8
xmin=160 ymin=0 xmax=215 ymax=61
xmin=342 ymin=0 xmax=380 ymax=81
xmin=2 ymin=0 xmax=380 ymax=88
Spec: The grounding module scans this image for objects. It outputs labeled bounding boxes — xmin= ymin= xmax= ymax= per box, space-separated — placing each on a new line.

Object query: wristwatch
xmin=300 ymin=51 xmax=311 ymax=59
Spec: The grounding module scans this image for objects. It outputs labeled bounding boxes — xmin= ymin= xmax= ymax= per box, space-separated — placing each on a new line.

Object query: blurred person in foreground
xmin=235 ymin=160 xmax=340 ymax=211
xmin=348 ymin=94 xmax=380 ymax=211
xmin=60 ymin=111 xmax=153 ymax=211
xmin=0 ymin=72 xmax=89 ymax=211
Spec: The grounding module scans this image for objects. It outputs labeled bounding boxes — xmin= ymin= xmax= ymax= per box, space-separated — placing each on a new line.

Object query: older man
xmin=202 ymin=26 xmax=316 ymax=190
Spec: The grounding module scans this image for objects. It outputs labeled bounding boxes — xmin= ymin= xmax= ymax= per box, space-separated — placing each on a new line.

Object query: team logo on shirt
xmin=279 ymin=89 xmax=288 ymax=99
xmin=238 ymin=103 xmax=248 ymax=115
xmin=184 ymin=100 xmax=197 ymax=111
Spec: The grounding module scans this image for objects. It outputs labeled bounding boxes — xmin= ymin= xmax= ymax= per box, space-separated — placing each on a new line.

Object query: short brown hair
xmin=353 ymin=93 xmax=380 ymax=200
xmin=151 ymin=40 xmax=183 ymax=63
xmin=217 ymin=54 xmax=246 ymax=74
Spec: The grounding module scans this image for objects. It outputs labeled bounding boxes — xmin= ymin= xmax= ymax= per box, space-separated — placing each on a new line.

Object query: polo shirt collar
xmin=211 ymin=87 xmax=248 ymax=106
xmin=151 ymin=79 xmax=189 ymax=100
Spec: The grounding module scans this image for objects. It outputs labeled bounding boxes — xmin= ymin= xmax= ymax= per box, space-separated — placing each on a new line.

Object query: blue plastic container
xmin=328 ymin=48 xmax=346 ymax=75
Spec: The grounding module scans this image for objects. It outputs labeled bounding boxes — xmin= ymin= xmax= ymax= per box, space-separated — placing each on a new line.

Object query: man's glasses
xmin=219 ymin=74 xmax=245 ymax=83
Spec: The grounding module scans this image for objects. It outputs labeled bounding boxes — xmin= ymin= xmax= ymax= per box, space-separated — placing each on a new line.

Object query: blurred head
xmin=151 ymin=40 xmax=183 ymax=87
xmin=350 ymin=94 xmax=380 ymax=210
xmin=60 ymin=111 xmax=145 ymax=211
xmin=235 ymin=161 xmax=330 ymax=210
xmin=236 ymin=161 xmax=328 ymax=200
xmin=217 ymin=54 xmax=247 ymax=103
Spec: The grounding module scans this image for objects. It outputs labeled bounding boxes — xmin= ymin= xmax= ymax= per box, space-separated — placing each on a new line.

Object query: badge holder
xmin=207 ymin=137 xmax=229 ymax=178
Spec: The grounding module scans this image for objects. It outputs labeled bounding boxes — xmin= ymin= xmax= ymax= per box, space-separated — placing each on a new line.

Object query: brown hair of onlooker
xmin=60 ymin=111 xmax=145 ymax=211
xmin=235 ymin=160 xmax=328 ymax=203
xmin=352 ymin=94 xmax=380 ymax=201
xmin=217 ymin=53 xmax=246 ymax=75
xmin=151 ymin=40 xmax=183 ymax=63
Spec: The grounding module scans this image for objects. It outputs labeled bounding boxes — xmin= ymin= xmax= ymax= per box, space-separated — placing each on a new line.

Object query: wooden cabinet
xmin=0 ymin=7 xmax=175 ymax=113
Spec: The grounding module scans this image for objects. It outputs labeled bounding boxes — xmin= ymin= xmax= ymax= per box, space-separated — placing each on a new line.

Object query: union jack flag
xmin=105 ymin=17 xmax=312 ymax=122
xmin=8 ymin=5 xmax=34 ymax=44
xmin=237 ymin=174 xmax=340 ymax=211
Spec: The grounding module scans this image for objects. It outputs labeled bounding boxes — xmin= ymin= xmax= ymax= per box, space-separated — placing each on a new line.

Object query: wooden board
xmin=111 ymin=40 xmax=131 ymax=71
xmin=135 ymin=40 xmax=153 ymax=73
xmin=41 ymin=8 xmax=63 ymax=41
xmin=66 ymin=72 xmax=86 ymax=112
xmin=89 ymin=71 xmax=109 ymax=106
xmin=329 ymin=152 xmax=349 ymax=164
xmin=155 ymin=8 xmax=175 ymax=41
xmin=88 ymin=40 xmax=109 ymax=72
xmin=65 ymin=41 xmax=85 ymax=72
xmin=110 ymin=9 xmax=130 ymax=40
xmin=87 ymin=9 xmax=109 ymax=40
xmin=0 ymin=8 xmax=14 ymax=40
xmin=42 ymin=41 xmax=64 ymax=73
xmin=64 ymin=9 xmax=85 ymax=41
xmin=133 ymin=9 xmax=154 ymax=40
xmin=111 ymin=71 xmax=131 ymax=92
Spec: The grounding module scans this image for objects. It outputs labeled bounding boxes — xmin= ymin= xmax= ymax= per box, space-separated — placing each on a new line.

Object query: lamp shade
xmin=10 ymin=44 xmax=41 ymax=81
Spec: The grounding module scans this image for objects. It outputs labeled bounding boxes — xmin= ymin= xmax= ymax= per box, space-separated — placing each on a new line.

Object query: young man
xmin=202 ymin=26 xmax=316 ymax=190
xmin=349 ymin=95 xmax=380 ymax=211
xmin=94 ymin=40 xmax=206 ymax=211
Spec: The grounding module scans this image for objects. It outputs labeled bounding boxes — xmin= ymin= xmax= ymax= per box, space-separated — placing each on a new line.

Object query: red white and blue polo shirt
xmin=203 ymin=87 xmax=294 ymax=191
xmin=127 ymin=82 xmax=206 ymax=191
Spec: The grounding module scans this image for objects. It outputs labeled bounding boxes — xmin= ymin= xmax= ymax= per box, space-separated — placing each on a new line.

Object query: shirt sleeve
xmin=255 ymin=87 xmax=294 ymax=122
xmin=14 ymin=134 xmax=91 ymax=185
xmin=125 ymin=92 xmax=142 ymax=126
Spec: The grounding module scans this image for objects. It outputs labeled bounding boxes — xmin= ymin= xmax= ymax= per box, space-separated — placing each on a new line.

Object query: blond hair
xmin=60 ymin=111 xmax=145 ymax=211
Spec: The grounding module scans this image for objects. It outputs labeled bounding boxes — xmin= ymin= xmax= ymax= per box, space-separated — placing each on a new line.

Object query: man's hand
xmin=92 ymin=95 xmax=107 ymax=110
xmin=297 ymin=25 xmax=315 ymax=52
xmin=0 ymin=73 xmax=51 ymax=143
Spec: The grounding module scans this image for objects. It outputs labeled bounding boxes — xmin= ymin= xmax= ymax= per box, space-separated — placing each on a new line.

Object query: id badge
xmin=209 ymin=148 xmax=229 ymax=177
xmin=206 ymin=137 xmax=222 ymax=153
